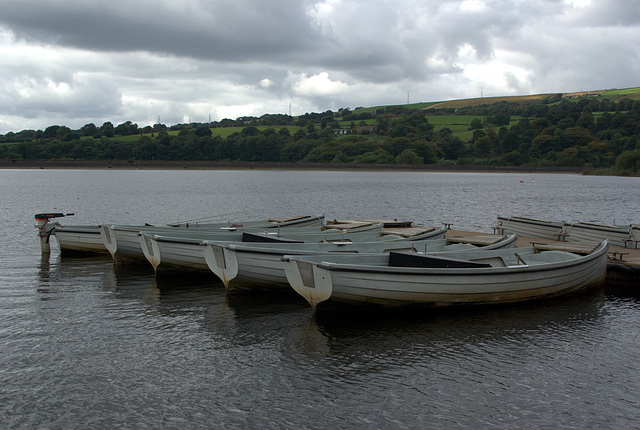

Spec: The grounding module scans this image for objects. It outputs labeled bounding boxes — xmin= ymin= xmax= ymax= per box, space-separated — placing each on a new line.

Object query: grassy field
xmin=425 ymin=115 xmax=522 ymax=141
xmin=354 ymin=101 xmax=441 ymax=113
xmin=425 ymin=94 xmax=554 ymax=110
xmin=598 ymin=87 xmax=640 ymax=100
xmin=357 ymin=87 xmax=640 ymax=112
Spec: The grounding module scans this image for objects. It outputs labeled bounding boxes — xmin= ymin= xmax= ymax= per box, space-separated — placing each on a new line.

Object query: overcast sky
xmin=0 ymin=0 xmax=639 ymax=134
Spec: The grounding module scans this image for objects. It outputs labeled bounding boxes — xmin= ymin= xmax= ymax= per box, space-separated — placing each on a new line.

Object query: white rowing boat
xmin=283 ymin=241 xmax=609 ymax=311
xmin=53 ymin=225 xmax=110 ymax=255
xmin=564 ymin=221 xmax=639 ymax=248
xmin=101 ymin=215 xmax=325 ymax=263
xmin=35 ymin=212 xmax=108 ymax=255
xmin=495 ymin=216 xmax=567 ymax=241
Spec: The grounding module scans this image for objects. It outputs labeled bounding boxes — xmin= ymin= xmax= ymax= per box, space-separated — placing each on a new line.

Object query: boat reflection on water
xmin=36 ymin=253 xmax=612 ymax=371
xmin=110 ymin=265 xmax=312 ymax=348
xmin=219 ymin=291 xmax=311 ymax=347
xmin=281 ymin=286 xmax=610 ymax=369
xmin=312 ymin=285 xmax=607 ymax=339
xmin=37 ymin=253 xmax=114 ymax=296
xmin=113 ymin=265 xmax=227 ymax=312
xmin=282 ymin=318 xmax=331 ymax=361
xmin=37 ymin=254 xmax=55 ymax=286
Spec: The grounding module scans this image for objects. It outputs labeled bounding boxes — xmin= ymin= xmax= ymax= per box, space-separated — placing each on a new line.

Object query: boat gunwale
xmin=565 ymin=221 xmax=635 ymax=233
xmin=224 ymin=234 xmax=516 ymax=256
xmin=313 ymin=241 xmax=609 ymax=276
xmin=497 ymin=216 xmax=564 ymax=228
xmin=54 ymin=228 xmax=102 ymax=235
xmin=151 ymin=231 xmax=385 ymax=246
xmin=105 ymin=214 xmax=325 ymax=232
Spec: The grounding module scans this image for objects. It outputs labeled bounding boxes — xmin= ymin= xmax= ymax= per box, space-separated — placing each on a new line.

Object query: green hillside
xmin=2 ymin=87 xmax=640 ymax=175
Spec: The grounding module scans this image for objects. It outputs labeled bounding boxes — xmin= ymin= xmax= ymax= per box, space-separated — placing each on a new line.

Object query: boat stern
xmin=203 ymin=243 xmax=239 ymax=289
xmin=34 ymin=212 xmax=73 ymax=253
xmin=282 ymin=257 xmax=333 ymax=309
xmin=139 ymin=233 xmax=162 ymax=271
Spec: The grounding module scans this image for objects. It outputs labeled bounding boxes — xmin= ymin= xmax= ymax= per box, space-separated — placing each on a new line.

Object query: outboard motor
xmin=35 ymin=212 xmax=73 ymax=253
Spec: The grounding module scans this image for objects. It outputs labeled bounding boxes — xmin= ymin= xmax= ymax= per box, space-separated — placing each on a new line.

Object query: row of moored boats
xmin=495 ymin=216 xmax=640 ymax=248
xmin=35 ymin=212 xmax=615 ymax=312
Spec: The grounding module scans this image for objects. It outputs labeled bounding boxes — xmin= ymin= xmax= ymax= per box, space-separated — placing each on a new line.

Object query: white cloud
xmin=565 ymin=0 xmax=590 ymax=8
xmin=291 ymin=72 xmax=350 ymax=96
xmin=460 ymin=0 xmax=488 ymax=12
xmin=259 ymin=78 xmax=274 ymax=88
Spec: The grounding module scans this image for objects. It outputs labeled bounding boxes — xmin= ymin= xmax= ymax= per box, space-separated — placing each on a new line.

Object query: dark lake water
xmin=1 ymin=169 xmax=639 ymax=428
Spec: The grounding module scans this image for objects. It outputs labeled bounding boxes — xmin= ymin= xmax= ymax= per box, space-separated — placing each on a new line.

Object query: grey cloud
xmin=571 ymin=0 xmax=640 ymax=26
xmin=0 ymin=72 xmax=122 ymax=120
xmin=0 ymin=0 xmax=320 ymax=61
xmin=0 ymin=0 xmax=528 ymax=83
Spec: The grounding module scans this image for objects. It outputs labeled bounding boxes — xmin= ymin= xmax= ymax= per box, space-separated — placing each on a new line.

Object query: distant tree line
xmin=1 ymin=97 xmax=639 ymax=174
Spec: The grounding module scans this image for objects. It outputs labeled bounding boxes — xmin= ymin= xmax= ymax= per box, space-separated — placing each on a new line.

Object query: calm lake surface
xmin=1 ymin=169 xmax=639 ymax=429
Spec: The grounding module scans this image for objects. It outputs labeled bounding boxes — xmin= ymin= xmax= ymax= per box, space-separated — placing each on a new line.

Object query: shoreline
xmin=0 ymin=159 xmax=583 ymax=174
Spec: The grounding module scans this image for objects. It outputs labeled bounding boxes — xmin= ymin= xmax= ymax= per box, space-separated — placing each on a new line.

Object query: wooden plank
xmin=322 ymin=220 xmax=376 ymax=230
xmin=383 ymin=226 xmax=435 ymax=237
xmin=533 ymin=242 xmax=600 ymax=255
xmin=447 ymin=234 xmax=505 ymax=246
xmin=325 ymin=219 xmax=413 ymax=228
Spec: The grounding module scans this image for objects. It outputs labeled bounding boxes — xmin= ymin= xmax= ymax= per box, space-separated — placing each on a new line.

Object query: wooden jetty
xmin=447 ymin=229 xmax=640 ymax=288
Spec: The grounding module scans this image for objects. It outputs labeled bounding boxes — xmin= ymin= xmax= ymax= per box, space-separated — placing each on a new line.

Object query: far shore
xmin=0 ymin=159 xmax=583 ymax=174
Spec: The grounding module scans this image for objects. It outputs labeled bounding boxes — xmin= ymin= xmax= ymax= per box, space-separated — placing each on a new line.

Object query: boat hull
xmin=564 ymin=222 xmax=637 ymax=248
xmin=54 ymin=226 xmax=109 ymax=255
xmin=205 ymin=235 xmax=517 ymax=293
xmin=141 ymin=223 xmax=399 ymax=273
xmin=283 ymin=241 xmax=609 ymax=310
xmin=496 ymin=216 xmax=565 ymax=241
xmin=141 ymin=234 xmax=219 ymax=272
xmin=103 ymin=215 xmax=326 ymax=264
xmin=101 ymin=225 xmax=150 ymax=264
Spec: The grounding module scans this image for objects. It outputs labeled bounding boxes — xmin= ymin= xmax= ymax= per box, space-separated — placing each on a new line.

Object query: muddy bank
xmin=0 ymin=159 xmax=582 ymax=173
